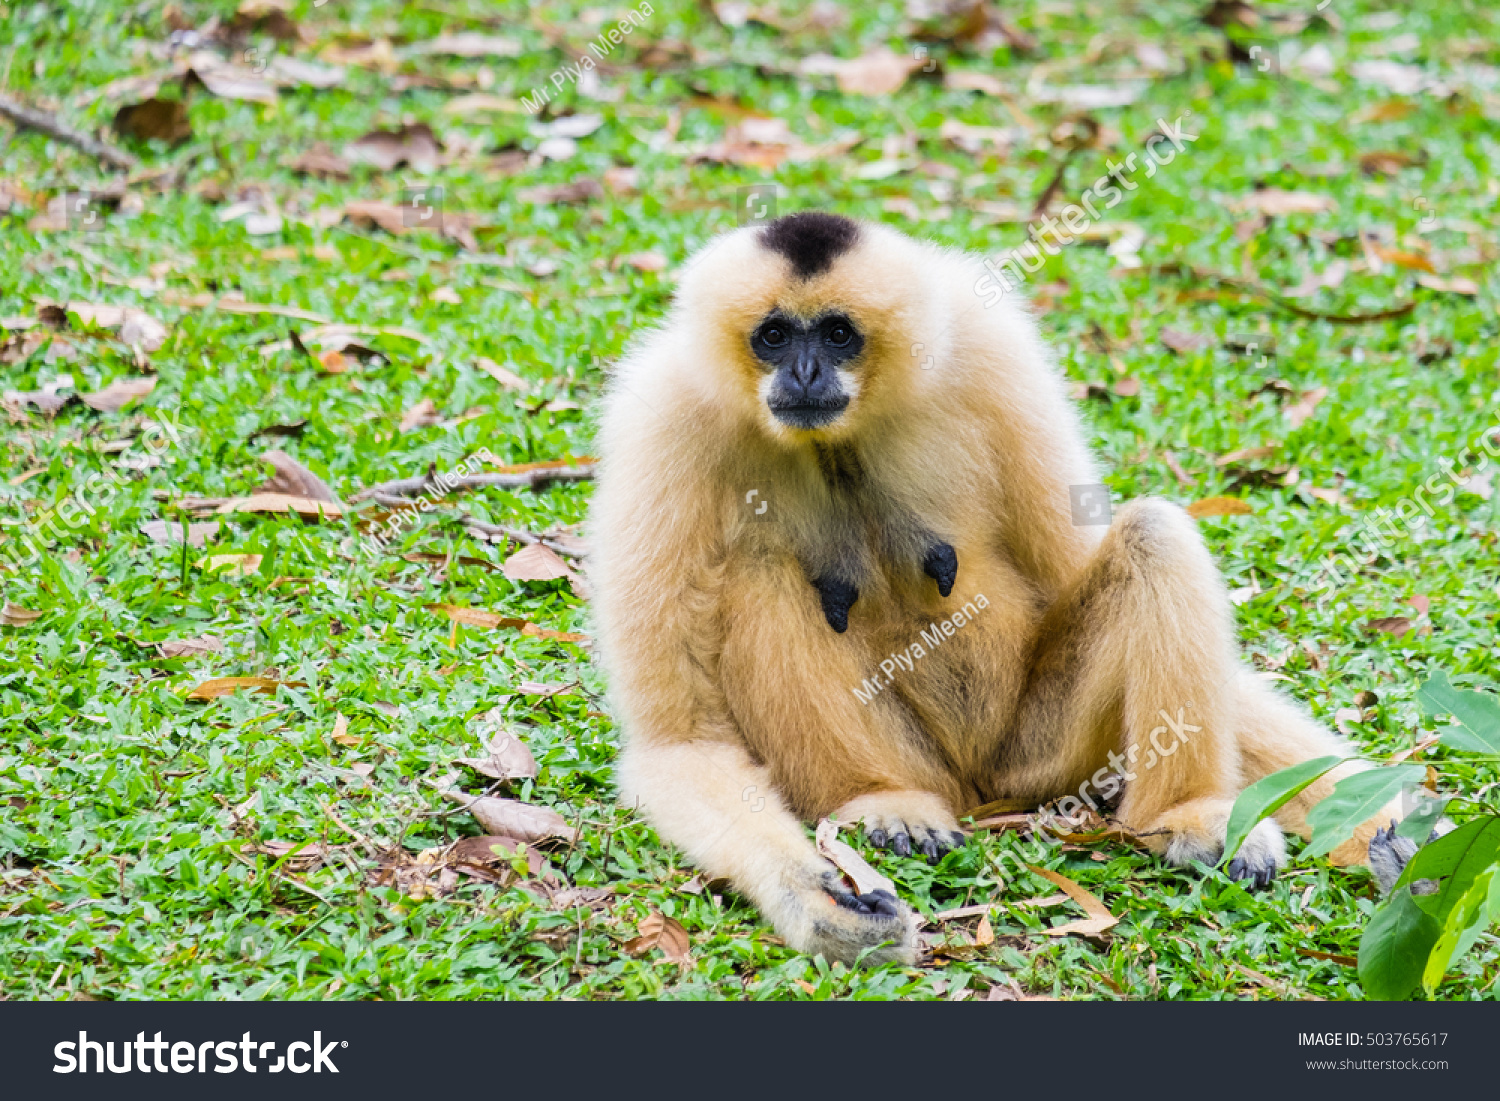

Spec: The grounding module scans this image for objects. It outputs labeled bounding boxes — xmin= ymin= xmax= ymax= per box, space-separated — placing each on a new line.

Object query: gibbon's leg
xmin=1001 ymin=499 xmax=1289 ymax=885
xmin=617 ymin=738 xmax=920 ymax=965
xmin=1234 ymin=672 xmax=1405 ymax=867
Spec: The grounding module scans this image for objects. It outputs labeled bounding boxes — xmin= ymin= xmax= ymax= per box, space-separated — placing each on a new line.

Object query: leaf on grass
xmin=1159 ymin=328 xmax=1212 ymax=354
xmin=286 ymin=143 xmax=352 ymax=179
xmin=0 ymin=601 xmax=43 ymax=626
xmin=441 ymin=791 xmax=570 ymax=843
xmin=257 ymin=448 xmax=339 ymax=504
xmin=216 ymin=493 xmax=343 ymax=518
xmin=113 ymin=97 xmax=192 ymax=144
xmin=1025 ymin=864 xmax=1118 ymax=937
xmin=398 ymin=397 xmax=441 ymax=432
xmin=475 ymin=356 xmax=529 ymax=391
xmin=140 ymin=519 xmax=220 ymax=546
xmin=516 ymin=179 xmax=605 ymax=205
xmin=405 ymin=32 xmax=523 ymax=58
xmin=80 ymin=376 xmax=155 ymax=412
xmin=799 ymin=47 xmax=927 ymax=95
xmin=625 ymin=910 xmax=691 ymax=964
xmin=1186 ymin=496 xmax=1253 ymax=518
xmin=331 ymin=712 xmax=358 ymax=746
xmin=1365 ymin=616 xmax=1413 ymax=638
xmin=1415 ymin=669 xmax=1500 ymax=756
xmin=345 ymin=123 xmax=443 ymax=172
xmin=1232 ymin=188 xmax=1336 ymax=216
xmin=186 ymin=62 xmax=277 ymax=104
xmin=201 ymin=553 xmax=263 ymax=574
xmin=816 ymin=818 xmax=896 ymax=897
xmin=156 ymin=635 xmax=224 ymax=658
xmin=503 ymin=542 xmax=575 ymax=583
xmin=186 ymin=675 xmax=296 ymax=700
xmin=1416 ymin=274 xmax=1480 ymax=296
xmin=424 ymin=603 xmax=507 ymax=629
xmin=1306 ymin=765 xmax=1426 ymax=858
xmin=1223 ymin=755 xmax=1345 ymax=861
xmin=514 ymin=681 xmax=576 ymax=699
xmin=456 ymin=710 xmax=538 ymax=783
xmin=1215 ymin=445 xmax=1277 ymax=467
xmin=1287 ymin=386 xmax=1328 ymax=428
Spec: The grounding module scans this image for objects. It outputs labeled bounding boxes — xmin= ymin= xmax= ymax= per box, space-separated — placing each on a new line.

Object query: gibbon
xmin=588 ymin=212 xmax=1405 ymax=965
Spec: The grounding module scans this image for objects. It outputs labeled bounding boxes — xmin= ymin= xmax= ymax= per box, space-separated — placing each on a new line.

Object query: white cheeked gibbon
xmin=588 ymin=212 xmax=1404 ymax=966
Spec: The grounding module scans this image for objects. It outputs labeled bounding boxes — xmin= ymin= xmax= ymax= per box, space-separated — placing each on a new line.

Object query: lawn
xmin=1 ymin=0 xmax=1497 ymax=1001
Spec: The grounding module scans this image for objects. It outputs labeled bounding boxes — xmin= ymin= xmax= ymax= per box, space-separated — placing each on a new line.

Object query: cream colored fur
xmin=589 ymin=219 xmax=1397 ymax=965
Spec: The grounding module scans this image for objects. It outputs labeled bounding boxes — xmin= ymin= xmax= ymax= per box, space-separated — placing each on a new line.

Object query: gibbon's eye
xmin=759 ymin=325 xmax=788 ymax=348
xmin=826 ymin=324 xmax=852 ymax=347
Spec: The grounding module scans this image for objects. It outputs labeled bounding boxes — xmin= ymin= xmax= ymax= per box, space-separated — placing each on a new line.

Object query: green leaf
xmin=1421 ymin=864 xmax=1500 ymax=994
xmin=1415 ymin=669 xmax=1500 ymax=755
xmin=1306 ymin=765 xmax=1426 ymax=858
xmin=1395 ymin=794 xmax=1450 ymax=844
xmin=1401 ymin=816 xmax=1500 ymax=924
xmin=1358 ymin=887 xmax=1441 ymax=1000
xmin=1223 ymin=755 xmax=1345 ymax=861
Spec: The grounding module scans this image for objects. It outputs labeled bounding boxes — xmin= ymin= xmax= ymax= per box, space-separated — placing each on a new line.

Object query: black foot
xmin=813 ymin=575 xmax=859 ymax=633
xmin=922 ymin=542 xmax=958 ymax=598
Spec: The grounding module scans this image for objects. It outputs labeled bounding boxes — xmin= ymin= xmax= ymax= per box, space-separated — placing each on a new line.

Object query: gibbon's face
xmin=681 ymin=212 xmax=919 ymax=442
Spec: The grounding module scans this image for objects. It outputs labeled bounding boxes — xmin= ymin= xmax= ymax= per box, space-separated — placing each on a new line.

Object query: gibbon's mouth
xmin=767 ymin=396 xmax=850 ymax=429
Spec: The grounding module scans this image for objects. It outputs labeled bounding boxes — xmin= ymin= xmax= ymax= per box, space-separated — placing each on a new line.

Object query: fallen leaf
xmin=1215 ymin=445 xmax=1278 ymax=466
xmin=625 ymin=910 xmax=692 ymax=964
xmin=1407 ymin=594 xmax=1430 ymax=616
xmin=1026 ymin=864 xmax=1118 ymax=937
xmin=80 ymin=376 xmax=155 ymax=412
xmin=286 ymin=143 xmax=352 ymax=179
xmin=265 ymin=57 xmax=345 ymax=89
xmin=814 ymin=48 xmax=926 ymax=96
xmin=140 ymin=519 xmax=220 ymax=546
xmin=1416 ymin=274 xmax=1480 ymax=296
xmin=1287 ymin=386 xmax=1329 ymax=428
xmin=974 ymin=914 xmax=995 ymax=947
xmin=456 ymin=712 xmax=539 ymax=783
xmin=516 ymin=179 xmax=604 ymax=205
xmin=475 ymin=356 xmax=528 ymax=390
xmin=156 ymin=635 xmax=224 ymax=658
xmin=187 ymin=61 xmax=277 ymax=104
xmin=424 ymin=603 xmax=507 ymax=629
xmin=441 ymin=791 xmax=571 ymax=843
xmin=0 ymin=601 xmax=43 ymax=626
xmin=1359 ymin=150 xmax=1420 ymax=176
xmin=346 ymin=123 xmax=442 ymax=172
xmin=201 ymin=553 xmax=263 ymax=574
xmin=331 ymin=712 xmax=358 ymax=746
xmin=1186 ymin=496 xmax=1254 ymax=518
xmin=1233 ymin=188 xmax=1336 ymax=216
xmin=514 ymin=681 xmax=576 ymax=698
xmin=815 ymin=818 xmax=896 ymax=897
xmin=1112 ymin=378 xmax=1140 ymax=398
xmin=186 ymin=676 xmax=294 ymax=700
xmin=1365 ymin=616 xmax=1413 ymax=638
xmin=257 ymin=449 xmax=339 ymax=503
xmin=216 ymin=493 xmax=343 ymax=518
xmin=502 ymin=542 xmax=575 ymax=583
xmin=1159 ymin=328 xmax=1211 ymax=354
xmin=113 ymin=97 xmax=192 ymax=144
xmin=1297 ymin=948 xmax=1358 ymax=967
xmin=398 ymin=397 xmax=441 ymax=432
xmin=623 ymin=251 xmax=667 ymax=273
xmin=405 ymin=32 xmax=522 ymax=58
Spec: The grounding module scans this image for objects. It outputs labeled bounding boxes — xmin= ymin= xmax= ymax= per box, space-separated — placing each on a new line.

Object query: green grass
xmin=2 ymin=0 xmax=1498 ymax=1001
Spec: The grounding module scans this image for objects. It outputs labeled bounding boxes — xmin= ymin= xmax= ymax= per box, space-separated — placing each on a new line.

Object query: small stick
xmin=0 ymin=93 xmax=137 ymax=170
xmin=351 ymin=464 xmax=596 ymax=503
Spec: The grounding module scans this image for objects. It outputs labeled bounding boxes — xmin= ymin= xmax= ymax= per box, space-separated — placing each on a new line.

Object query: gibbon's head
xmin=675 ymin=212 xmax=942 ymax=442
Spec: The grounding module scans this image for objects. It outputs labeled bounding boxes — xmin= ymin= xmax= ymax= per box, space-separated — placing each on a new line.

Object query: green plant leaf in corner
xmin=1359 ymin=887 xmax=1440 ymax=1000
xmin=1422 ymin=864 xmax=1500 ymax=995
xmin=1306 ymin=765 xmax=1426 ymax=858
xmin=1223 ymin=755 xmax=1345 ymax=862
xmin=1400 ymin=816 xmax=1500 ymax=923
xmin=1415 ymin=669 xmax=1500 ymax=755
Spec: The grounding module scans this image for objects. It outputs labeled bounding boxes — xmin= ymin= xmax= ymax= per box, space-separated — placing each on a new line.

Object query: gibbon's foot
xmin=812 ymin=574 xmax=859 ymax=633
xmin=837 ymin=791 xmax=965 ymax=864
xmin=1368 ymin=821 xmax=1441 ymax=896
xmin=921 ymin=541 xmax=958 ymax=598
xmin=801 ymin=868 xmax=919 ymax=966
xmin=1225 ymin=818 xmax=1287 ymax=889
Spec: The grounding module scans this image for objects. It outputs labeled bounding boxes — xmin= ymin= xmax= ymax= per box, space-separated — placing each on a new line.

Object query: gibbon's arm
xmin=591 ymin=338 xmax=919 ymax=964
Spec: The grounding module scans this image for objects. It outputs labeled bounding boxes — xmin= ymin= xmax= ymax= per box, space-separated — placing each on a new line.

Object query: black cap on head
xmin=757 ymin=212 xmax=860 ymax=280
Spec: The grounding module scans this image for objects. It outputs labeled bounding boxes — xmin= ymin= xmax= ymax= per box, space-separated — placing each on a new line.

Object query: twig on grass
xmin=0 ymin=93 xmax=138 ymax=170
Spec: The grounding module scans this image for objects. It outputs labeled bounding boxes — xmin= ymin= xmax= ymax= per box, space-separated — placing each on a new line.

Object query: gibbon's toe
xmin=1367 ymin=820 xmax=1439 ymax=896
xmin=1225 ymin=818 xmax=1287 ymax=890
xmin=850 ymin=797 xmax=966 ymax=864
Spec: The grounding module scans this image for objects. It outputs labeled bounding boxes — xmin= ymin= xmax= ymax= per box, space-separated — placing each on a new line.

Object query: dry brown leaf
xmin=1416 ymin=274 xmax=1480 ymax=296
xmin=1215 ymin=445 xmax=1278 ymax=466
xmin=201 ymin=553 xmax=263 ymax=575
xmin=186 ymin=676 xmax=296 ymax=700
xmin=623 ymin=251 xmax=667 ymax=273
xmin=424 ymin=603 xmax=507 ymax=629
xmin=187 ymin=62 xmax=277 ymax=104
xmin=345 ymin=123 xmax=442 ymax=172
xmin=815 ymin=818 xmax=896 ymax=897
xmin=475 ymin=356 xmax=528 ymax=390
xmin=1026 ymin=864 xmax=1118 ymax=937
xmin=1359 ymin=150 xmax=1420 ymax=176
xmin=974 ymin=913 xmax=995 ymax=947
xmin=398 ymin=397 xmax=441 ymax=432
xmin=286 ymin=143 xmax=352 ymax=179
xmin=156 ymin=635 xmax=224 ymax=658
xmin=502 ymin=542 xmax=575 ymax=583
xmin=516 ymin=179 xmax=604 ymax=205
xmin=1233 ymin=188 xmax=1336 ymax=216
xmin=803 ymin=48 xmax=926 ymax=95
xmin=113 ymin=97 xmax=192 ymax=144
xmin=140 ymin=519 xmax=220 ymax=546
xmin=1287 ymin=386 xmax=1329 ymax=428
xmin=331 ymin=712 xmax=358 ymax=746
xmin=1 ymin=601 xmax=43 ymax=626
xmin=1186 ymin=496 xmax=1254 ymax=518
xmin=405 ymin=32 xmax=522 ymax=58
xmin=1408 ymin=594 xmax=1431 ymax=616
xmin=441 ymin=791 xmax=571 ymax=843
xmin=80 ymin=376 xmax=155 ymax=412
xmin=1159 ymin=328 xmax=1212 ymax=354
xmin=514 ymin=681 xmax=576 ymax=698
xmin=1113 ymin=378 xmax=1141 ymax=398
xmin=625 ymin=910 xmax=691 ymax=964
xmin=456 ymin=711 xmax=539 ymax=783
xmin=216 ymin=493 xmax=343 ymax=518
xmin=1365 ymin=616 xmax=1413 ymax=638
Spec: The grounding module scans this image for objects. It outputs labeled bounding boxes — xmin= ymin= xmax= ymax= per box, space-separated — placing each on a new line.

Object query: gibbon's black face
xmin=750 ymin=310 xmax=866 ymax=430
